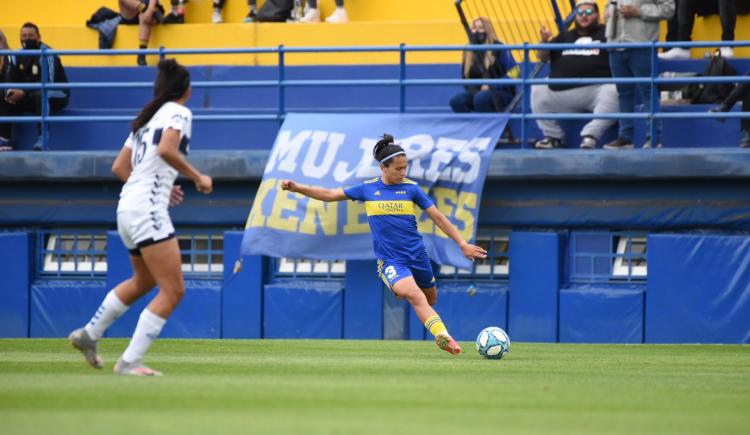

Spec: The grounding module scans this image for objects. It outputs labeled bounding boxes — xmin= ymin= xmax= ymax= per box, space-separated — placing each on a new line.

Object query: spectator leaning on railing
xmin=0 ymin=22 xmax=70 ymax=151
xmin=603 ymin=0 xmax=675 ymax=150
xmin=532 ymin=0 xmax=619 ymax=149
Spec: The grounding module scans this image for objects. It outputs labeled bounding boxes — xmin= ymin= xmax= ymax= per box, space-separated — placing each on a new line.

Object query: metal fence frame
xmin=569 ymin=231 xmax=648 ymax=284
xmin=1 ymin=40 xmax=749 ymax=149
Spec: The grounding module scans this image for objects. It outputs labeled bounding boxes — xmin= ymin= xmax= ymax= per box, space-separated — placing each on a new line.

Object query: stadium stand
xmin=2 ymin=0 xmax=749 ymax=149
xmin=0 ymin=0 xmax=749 ymax=344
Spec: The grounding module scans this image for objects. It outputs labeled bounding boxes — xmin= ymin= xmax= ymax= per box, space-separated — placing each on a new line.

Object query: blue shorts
xmin=377 ymin=257 xmax=436 ymax=290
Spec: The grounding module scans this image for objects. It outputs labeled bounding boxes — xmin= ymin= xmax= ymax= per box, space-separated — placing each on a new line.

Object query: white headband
xmin=379 ymin=150 xmax=406 ymax=164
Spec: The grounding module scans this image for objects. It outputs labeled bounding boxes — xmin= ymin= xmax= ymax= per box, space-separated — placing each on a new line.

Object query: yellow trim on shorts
xmin=377 ymin=259 xmax=393 ymax=290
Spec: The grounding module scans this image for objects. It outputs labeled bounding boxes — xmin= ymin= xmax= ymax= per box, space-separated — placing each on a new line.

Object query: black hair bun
xmin=373 ymin=133 xmax=395 ymax=159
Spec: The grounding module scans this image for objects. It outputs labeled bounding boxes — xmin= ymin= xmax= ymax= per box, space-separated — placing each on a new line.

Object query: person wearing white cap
xmin=533 ymin=0 xmax=619 ymax=149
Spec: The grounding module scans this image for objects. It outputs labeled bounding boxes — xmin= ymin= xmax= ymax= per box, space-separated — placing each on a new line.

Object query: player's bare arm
xmin=157 ymin=127 xmax=213 ymax=194
xmin=425 ymin=205 xmax=487 ymax=260
xmin=281 ymin=179 xmax=347 ymax=202
xmin=111 ymin=146 xmax=133 ymax=182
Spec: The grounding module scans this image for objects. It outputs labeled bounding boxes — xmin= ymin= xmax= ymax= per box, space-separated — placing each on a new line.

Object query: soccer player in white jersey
xmin=68 ymin=59 xmax=212 ymax=376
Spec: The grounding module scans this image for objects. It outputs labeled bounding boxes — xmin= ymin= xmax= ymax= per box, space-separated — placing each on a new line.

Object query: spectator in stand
xmin=0 ymin=23 xmax=70 ymax=151
xmin=119 ymin=0 xmax=164 ymax=66
xmin=449 ymin=17 xmax=520 ymax=114
xmin=300 ymin=0 xmax=349 ymax=23
xmin=603 ymin=0 xmax=674 ymax=150
xmin=212 ymin=0 xmax=258 ymax=23
xmin=532 ymin=0 xmax=618 ymax=149
xmin=663 ymin=1 xmax=679 ymax=51
xmin=0 ymin=30 xmax=14 ymax=151
xmin=710 ymin=70 xmax=750 ymax=147
xmin=660 ymin=0 xmax=736 ymax=60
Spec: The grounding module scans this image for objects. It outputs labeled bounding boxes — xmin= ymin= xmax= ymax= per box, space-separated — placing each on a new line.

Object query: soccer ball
xmin=475 ymin=327 xmax=510 ymax=360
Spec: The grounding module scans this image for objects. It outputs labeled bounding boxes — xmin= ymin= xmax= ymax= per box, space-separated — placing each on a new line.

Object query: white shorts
xmin=117 ymin=210 xmax=176 ymax=256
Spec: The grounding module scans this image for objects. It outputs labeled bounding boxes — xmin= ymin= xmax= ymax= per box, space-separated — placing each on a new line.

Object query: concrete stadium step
xmin=0 ymin=22 xmax=470 ymax=67
xmin=1 ymin=0 xmax=462 ymax=27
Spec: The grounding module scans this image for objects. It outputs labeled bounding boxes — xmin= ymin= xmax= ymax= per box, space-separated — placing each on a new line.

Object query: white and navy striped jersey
xmin=117 ymin=101 xmax=192 ymax=214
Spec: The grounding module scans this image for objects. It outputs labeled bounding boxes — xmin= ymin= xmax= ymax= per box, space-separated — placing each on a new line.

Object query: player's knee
xmin=160 ymin=282 xmax=185 ymax=304
xmin=400 ymin=288 xmax=427 ymax=306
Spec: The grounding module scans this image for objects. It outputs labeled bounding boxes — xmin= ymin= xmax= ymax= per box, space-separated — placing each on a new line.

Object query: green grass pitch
xmin=1 ymin=339 xmax=748 ymax=435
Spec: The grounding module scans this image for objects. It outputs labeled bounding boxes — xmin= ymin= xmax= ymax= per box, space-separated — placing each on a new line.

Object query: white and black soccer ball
xmin=475 ymin=326 xmax=510 ymax=360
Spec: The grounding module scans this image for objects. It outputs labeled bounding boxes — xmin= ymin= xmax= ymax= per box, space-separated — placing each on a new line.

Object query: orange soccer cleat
xmin=436 ymin=334 xmax=462 ymax=356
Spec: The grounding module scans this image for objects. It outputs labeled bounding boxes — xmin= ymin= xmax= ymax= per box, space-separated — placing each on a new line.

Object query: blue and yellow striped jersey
xmin=344 ymin=177 xmax=434 ymax=262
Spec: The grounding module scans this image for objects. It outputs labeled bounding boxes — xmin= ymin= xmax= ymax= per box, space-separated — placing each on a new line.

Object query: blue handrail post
xmin=159 ymin=46 xmax=166 ymax=62
xmin=649 ymin=40 xmax=658 ymax=145
xmin=550 ymin=0 xmax=565 ymax=34
xmin=399 ymin=43 xmax=406 ymax=113
xmin=278 ymin=45 xmax=285 ymax=121
xmin=40 ymin=46 xmax=49 ymax=150
xmin=521 ymin=43 xmax=530 ymax=148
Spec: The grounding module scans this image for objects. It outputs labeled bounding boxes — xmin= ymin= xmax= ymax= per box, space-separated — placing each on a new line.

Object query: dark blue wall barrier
xmin=431 ymin=281 xmax=508 ymax=342
xmin=263 ymin=280 xmax=344 ymax=339
xmin=408 ymin=306 xmax=426 ymax=341
xmin=222 ymin=231 xmax=264 ymax=339
xmin=343 ymin=260 xmax=383 ymax=339
xmin=405 ymin=281 xmax=508 ymax=342
xmin=647 ymin=234 xmax=750 ymax=344
xmin=509 ymin=232 xmax=561 ymax=342
xmin=30 ymin=280 xmax=107 ymax=338
xmin=105 ymin=231 xmax=222 ymax=339
xmin=559 ymin=285 xmax=644 ymax=343
xmin=0 ymin=233 xmax=31 ymax=337
xmin=7 ymin=227 xmax=750 ymax=343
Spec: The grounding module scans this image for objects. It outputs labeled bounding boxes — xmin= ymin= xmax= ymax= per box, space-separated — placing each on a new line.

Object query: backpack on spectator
xmin=689 ymin=51 xmax=738 ymax=104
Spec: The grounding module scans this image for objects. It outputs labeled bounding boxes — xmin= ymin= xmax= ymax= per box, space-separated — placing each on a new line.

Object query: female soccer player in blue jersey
xmin=281 ymin=134 xmax=487 ymax=355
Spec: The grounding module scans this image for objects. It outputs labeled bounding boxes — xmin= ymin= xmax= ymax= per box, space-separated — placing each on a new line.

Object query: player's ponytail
xmin=131 ymin=59 xmax=191 ymax=134
xmin=373 ymin=134 xmax=406 ymax=167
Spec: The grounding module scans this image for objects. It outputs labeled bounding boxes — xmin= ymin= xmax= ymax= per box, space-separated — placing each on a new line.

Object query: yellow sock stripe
xmin=424 ymin=315 xmax=447 ymax=337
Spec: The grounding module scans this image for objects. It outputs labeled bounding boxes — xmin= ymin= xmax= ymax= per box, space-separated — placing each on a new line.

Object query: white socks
xmin=84 ymin=290 xmax=129 ymax=340
xmin=121 ymin=309 xmax=167 ymax=364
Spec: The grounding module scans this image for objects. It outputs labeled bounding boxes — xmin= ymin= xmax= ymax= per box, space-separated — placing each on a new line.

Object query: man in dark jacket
xmin=0 ymin=22 xmax=70 ymax=151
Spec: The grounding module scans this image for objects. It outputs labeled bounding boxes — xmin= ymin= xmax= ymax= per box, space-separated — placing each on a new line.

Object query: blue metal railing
xmin=177 ymin=231 xmax=224 ymax=279
xmin=437 ymin=229 xmax=509 ymax=281
xmin=569 ymin=231 xmax=648 ymax=283
xmin=1 ymin=40 xmax=749 ymax=149
xmin=272 ymin=257 xmax=345 ymax=280
xmin=37 ymin=229 xmax=108 ymax=278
